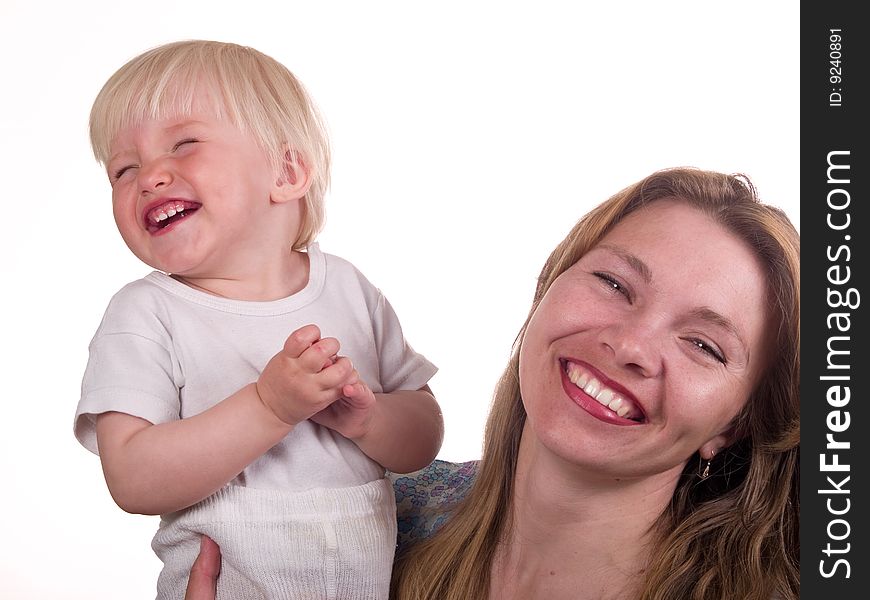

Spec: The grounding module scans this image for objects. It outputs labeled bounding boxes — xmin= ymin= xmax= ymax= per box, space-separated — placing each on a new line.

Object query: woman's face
xmin=518 ymin=199 xmax=771 ymax=480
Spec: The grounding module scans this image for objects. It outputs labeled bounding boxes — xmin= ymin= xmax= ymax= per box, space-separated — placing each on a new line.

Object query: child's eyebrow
xmin=108 ymin=120 xmax=209 ymax=163
xmin=164 ymin=119 xmax=208 ymax=132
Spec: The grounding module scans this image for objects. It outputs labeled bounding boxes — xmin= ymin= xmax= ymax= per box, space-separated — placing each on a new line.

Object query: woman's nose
xmin=600 ymin=315 xmax=664 ymax=378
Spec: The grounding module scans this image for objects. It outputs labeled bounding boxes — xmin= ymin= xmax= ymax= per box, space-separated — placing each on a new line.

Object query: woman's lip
xmin=559 ymin=358 xmax=646 ymax=425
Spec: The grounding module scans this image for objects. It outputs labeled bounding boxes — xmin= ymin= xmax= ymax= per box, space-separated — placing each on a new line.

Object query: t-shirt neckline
xmin=143 ymin=243 xmax=326 ymax=316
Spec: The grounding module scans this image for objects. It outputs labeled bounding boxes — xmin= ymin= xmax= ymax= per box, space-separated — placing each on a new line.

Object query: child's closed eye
xmin=112 ymin=165 xmax=138 ymax=181
xmin=172 ymin=138 xmax=199 ymax=151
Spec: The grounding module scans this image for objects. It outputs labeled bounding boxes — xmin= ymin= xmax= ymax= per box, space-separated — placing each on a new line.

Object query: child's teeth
xmin=148 ymin=203 xmax=190 ymax=225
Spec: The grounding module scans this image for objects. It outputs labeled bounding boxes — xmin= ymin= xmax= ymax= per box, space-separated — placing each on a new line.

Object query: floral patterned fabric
xmin=388 ymin=459 xmax=478 ymax=554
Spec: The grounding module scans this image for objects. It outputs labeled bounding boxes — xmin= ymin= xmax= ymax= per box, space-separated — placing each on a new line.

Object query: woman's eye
xmin=172 ymin=138 xmax=199 ymax=151
xmin=593 ymin=272 xmax=632 ymax=302
xmin=686 ymin=338 xmax=727 ymax=364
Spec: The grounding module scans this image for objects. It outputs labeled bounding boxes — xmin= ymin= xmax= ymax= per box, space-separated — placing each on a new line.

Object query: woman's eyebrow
xmin=596 ymin=244 xmax=652 ymax=284
xmin=689 ymin=307 xmax=749 ymax=356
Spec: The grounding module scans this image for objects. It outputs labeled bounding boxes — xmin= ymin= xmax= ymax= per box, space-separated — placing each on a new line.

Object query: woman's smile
xmin=560 ymin=359 xmax=646 ymax=424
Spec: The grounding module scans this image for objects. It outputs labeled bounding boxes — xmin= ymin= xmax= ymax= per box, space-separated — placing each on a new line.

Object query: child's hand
xmin=256 ymin=324 xmax=357 ymax=427
xmin=310 ymin=379 xmax=378 ymax=441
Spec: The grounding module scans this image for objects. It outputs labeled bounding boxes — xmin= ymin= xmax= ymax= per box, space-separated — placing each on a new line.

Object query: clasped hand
xmin=256 ymin=324 xmax=376 ymax=440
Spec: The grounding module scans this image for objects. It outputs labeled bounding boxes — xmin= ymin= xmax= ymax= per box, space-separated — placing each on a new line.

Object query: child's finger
xmin=317 ymin=356 xmax=356 ymax=389
xmin=342 ymin=381 xmax=374 ymax=408
xmin=299 ymin=337 xmax=341 ymax=372
xmin=282 ymin=324 xmax=322 ymax=358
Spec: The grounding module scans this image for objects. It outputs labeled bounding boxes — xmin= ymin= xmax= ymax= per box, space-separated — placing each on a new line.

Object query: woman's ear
xmin=698 ymin=426 xmax=738 ymax=459
xmin=271 ymin=148 xmax=312 ymax=204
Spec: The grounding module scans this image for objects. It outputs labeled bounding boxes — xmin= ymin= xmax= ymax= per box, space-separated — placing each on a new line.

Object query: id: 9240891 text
xmin=829 ymin=29 xmax=844 ymax=107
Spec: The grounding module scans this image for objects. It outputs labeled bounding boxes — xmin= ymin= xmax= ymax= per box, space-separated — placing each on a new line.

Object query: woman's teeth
xmin=565 ymin=362 xmax=639 ymax=420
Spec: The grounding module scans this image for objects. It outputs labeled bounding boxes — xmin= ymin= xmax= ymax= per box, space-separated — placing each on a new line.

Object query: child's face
xmin=107 ymin=104 xmax=298 ymax=278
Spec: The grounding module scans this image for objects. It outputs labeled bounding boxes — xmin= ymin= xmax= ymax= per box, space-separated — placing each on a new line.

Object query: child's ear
xmin=271 ymin=148 xmax=311 ymax=204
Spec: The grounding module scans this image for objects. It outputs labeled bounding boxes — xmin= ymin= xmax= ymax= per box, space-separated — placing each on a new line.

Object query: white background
xmin=0 ymin=1 xmax=798 ymax=598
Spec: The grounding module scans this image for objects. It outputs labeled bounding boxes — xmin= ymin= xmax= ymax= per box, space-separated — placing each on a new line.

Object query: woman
xmin=187 ymin=167 xmax=800 ymax=600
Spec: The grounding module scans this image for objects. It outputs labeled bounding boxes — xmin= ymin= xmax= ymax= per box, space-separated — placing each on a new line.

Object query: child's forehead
xmin=116 ymin=114 xmax=204 ymax=137
xmin=114 ymin=73 xmax=223 ymax=120
xmin=134 ymin=81 xmax=224 ymax=121
xmin=125 ymin=103 xmax=221 ymax=129
xmin=109 ymin=95 xmax=228 ymax=146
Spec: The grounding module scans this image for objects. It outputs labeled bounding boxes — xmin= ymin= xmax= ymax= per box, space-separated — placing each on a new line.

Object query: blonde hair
xmin=89 ymin=40 xmax=331 ymax=250
xmin=392 ymin=167 xmax=800 ymax=600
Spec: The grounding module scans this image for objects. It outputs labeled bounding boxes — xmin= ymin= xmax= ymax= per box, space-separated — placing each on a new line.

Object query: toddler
xmin=73 ymin=40 xmax=443 ymax=600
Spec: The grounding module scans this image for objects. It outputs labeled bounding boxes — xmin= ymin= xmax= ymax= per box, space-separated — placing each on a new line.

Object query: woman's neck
xmin=489 ymin=433 xmax=683 ymax=600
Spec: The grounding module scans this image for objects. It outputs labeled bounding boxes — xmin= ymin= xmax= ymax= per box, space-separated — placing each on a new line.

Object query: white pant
xmin=152 ymin=478 xmax=397 ymax=599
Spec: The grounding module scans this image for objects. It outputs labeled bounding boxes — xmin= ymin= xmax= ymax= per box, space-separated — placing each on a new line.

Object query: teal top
xmin=388 ymin=459 xmax=478 ymax=554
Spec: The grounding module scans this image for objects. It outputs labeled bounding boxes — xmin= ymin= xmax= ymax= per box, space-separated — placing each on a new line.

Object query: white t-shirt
xmin=74 ymin=243 xmax=437 ymax=491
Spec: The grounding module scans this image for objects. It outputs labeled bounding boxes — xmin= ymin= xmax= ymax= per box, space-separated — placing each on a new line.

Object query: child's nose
xmin=138 ymin=159 xmax=173 ymax=194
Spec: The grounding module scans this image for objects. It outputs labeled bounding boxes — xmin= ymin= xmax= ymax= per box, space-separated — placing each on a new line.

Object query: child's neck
xmin=171 ymin=250 xmax=310 ymax=301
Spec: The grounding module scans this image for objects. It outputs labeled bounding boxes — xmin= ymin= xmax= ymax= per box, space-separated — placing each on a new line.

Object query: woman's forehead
xmin=602 ymin=200 xmax=718 ymax=250
xmin=595 ymin=201 xmax=761 ymax=289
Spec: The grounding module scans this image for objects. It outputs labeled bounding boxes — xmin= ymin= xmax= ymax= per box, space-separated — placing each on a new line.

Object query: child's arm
xmin=96 ymin=386 xmax=289 ymax=515
xmin=362 ymin=386 xmax=444 ymax=473
xmin=96 ymin=325 xmax=355 ymax=515
xmin=311 ymin=383 xmax=443 ymax=474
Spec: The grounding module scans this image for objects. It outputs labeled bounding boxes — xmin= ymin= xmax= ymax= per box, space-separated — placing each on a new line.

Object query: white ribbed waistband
xmin=161 ymin=478 xmax=395 ymax=525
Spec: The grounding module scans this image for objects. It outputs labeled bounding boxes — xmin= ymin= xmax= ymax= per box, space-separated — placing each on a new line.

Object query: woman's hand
xmin=184 ymin=536 xmax=221 ymax=600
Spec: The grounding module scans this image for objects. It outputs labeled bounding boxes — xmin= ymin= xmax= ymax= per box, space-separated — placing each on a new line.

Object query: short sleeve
xmin=73 ymin=293 xmax=183 ymax=455
xmin=371 ymin=293 xmax=437 ymax=393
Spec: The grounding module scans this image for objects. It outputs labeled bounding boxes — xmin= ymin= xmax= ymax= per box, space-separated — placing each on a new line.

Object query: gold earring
xmin=701 ymin=450 xmax=715 ymax=480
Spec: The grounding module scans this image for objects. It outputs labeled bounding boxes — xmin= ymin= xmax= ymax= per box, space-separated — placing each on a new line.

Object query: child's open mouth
xmin=144 ymin=200 xmax=201 ymax=234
